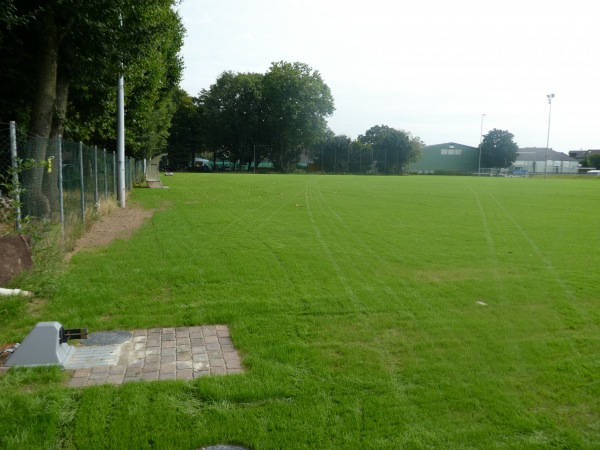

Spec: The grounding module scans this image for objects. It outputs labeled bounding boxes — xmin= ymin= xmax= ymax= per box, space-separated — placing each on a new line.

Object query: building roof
xmin=568 ymin=149 xmax=600 ymax=159
xmin=516 ymin=148 xmax=576 ymax=162
xmin=423 ymin=142 xmax=477 ymax=150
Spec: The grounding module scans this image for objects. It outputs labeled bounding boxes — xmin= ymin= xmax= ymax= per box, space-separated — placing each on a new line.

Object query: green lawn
xmin=1 ymin=174 xmax=599 ymax=449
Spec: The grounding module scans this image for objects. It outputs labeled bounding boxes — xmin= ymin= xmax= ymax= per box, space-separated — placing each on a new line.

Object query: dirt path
xmin=67 ymin=206 xmax=154 ymax=259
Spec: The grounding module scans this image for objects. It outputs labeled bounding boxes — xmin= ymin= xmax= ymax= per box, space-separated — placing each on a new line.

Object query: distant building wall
xmin=409 ymin=143 xmax=478 ymax=174
xmin=512 ymin=148 xmax=579 ymax=174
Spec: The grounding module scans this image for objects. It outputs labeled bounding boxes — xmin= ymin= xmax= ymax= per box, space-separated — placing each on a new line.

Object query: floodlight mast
xmin=117 ymin=13 xmax=126 ymax=207
xmin=544 ymin=94 xmax=555 ymax=179
xmin=478 ymin=113 xmax=486 ymax=175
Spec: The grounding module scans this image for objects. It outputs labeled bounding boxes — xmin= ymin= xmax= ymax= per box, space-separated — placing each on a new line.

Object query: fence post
xmin=93 ymin=146 xmax=99 ymax=211
xmin=57 ymin=136 xmax=65 ymax=235
xmin=8 ymin=121 xmax=22 ymax=231
xmin=112 ymin=151 xmax=117 ymax=198
xmin=78 ymin=142 xmax=85 ymax=224
xmin=103 ymin=149 xmax=108 ymax=201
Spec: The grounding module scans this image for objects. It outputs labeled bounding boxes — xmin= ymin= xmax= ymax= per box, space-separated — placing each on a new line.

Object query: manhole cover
xmin=79 ymin=330 xmax=132 ymax=346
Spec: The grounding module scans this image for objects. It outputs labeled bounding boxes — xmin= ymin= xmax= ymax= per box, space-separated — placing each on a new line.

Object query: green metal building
xmin=409 ymin=142 xmax=479 ymax=174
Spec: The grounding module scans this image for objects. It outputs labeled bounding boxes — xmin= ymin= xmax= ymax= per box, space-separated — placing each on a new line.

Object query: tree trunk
xmin=22 ymin=16 xmax=60 ymax=218
xmin=50 ymin=74 xmax=69 ymax=139
xmin=42 ymin=74 xmax=70 ymax=214
xmin=29 ymin=16 xmax=59 ymax=140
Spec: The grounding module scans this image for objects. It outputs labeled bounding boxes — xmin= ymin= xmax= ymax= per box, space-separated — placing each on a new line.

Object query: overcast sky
xmin=177 ymin=0 xmax=600 ymax=152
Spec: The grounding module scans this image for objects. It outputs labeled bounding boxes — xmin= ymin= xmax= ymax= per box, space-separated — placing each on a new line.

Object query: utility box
xmin=5 ymin=322 xmax=76 ymax=367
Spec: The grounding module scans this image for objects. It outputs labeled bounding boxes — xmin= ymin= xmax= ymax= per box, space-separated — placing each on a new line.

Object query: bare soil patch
xmin=66 ymin=206 xmax=154 ymax=260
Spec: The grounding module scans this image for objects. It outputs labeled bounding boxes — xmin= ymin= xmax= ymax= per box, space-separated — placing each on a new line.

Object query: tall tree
xmin=198 ymin=71 xmax=265 ymax=169
xmin=359 ymin=125 xmax=423 ymax=174
xmin=480 ymin=128 xmax=519 ymax=170
xmin=261 ymin=62 xmax=334 ymax=171
xmin=198 ymin=62 xmax=334 ymax=172
xmin=166 ymin=89 xmax=201 ymax=170
xmin=318 ymin=134 xmax=352 ymax=173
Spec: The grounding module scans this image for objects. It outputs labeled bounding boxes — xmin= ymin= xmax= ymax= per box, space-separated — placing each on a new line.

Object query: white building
xmin=511 ymin=148 xmax=579 ymax=175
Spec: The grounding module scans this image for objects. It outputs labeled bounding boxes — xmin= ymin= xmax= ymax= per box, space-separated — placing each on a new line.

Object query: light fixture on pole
xmin=544 ymin=94 xmax=554 ymax=179
xmin=478 ymin=113 xmax=486 ymax=175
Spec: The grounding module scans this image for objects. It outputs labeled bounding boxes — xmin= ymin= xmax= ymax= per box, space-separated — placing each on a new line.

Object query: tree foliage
xmin=0 ymin=0 xmax=184 ymax=155
xmin=480 ymin=128 xmax=519 ymax=169
xmin=165 ymin=89 xmax=201 ymax=170
xmin=1 ymin=0 xmax=184 ymax=215
xmin=358 ymin=125 xmax=423 ymax=174
xmin=583 ymin=154 xmax=600 ymax=170
xmin=198 ymin=62 xmax=335 ymax=172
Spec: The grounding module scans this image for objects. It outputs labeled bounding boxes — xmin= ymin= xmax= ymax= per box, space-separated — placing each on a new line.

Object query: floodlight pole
xmin=116 ymin=14 xmax=126 ymax=207
xmin=544 ymin=94 xmax=554 ymax=179
xmin=478 ymin=113 xmax=486 ymax=175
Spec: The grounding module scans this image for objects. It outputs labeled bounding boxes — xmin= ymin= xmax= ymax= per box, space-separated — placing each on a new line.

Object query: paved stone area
xmin=66 ymin=325 xmax=243 ymax=387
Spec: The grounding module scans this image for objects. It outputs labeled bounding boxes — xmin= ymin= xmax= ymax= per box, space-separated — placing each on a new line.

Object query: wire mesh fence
xmin=1 ymin=121 xmax=145 ymax=235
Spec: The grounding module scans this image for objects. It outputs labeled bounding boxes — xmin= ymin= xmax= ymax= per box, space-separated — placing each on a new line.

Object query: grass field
xmin=1 ymin=174 xmax=599 ymax=449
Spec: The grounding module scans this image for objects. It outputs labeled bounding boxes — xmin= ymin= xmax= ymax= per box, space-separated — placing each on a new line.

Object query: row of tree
xmin=1 ymin=0 xmax=184 ymax=156
xmin=1 ymin=0 xmax=184 ymax=215
xmin=1 ymin=0 xmax=519 ymax=178
xmin=166 ymin=64 xmax=425 ymax=174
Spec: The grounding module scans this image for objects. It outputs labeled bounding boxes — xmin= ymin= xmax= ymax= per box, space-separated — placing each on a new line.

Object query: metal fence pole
xmin=9 ymin=121 xmax=21 ymax=231
xmin=93 ymin=146 xmax=99 ymax=210
xmin=103 ymin=149 xmax=108 ymax=201
xmin=57 ymin=136 xmax=65 ymax=234
xmin=113 ymin=151 xmax=117 ymax=197
xmin=78 ymin=142 xmax=85 ymax=224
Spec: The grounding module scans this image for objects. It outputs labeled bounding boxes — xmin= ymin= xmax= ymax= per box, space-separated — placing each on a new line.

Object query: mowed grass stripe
xmin=1 ymin=174 xmax=599 ymax=449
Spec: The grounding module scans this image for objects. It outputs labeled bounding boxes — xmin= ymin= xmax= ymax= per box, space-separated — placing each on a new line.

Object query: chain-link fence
xmin=1 ymin=121 xmax=145 ymax=235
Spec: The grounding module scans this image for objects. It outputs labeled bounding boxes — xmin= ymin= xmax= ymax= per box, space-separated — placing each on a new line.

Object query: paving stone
xmin=123 ymin=376 xmax=140 ymax=383
xmin=202 ymin=326 xmax=217 ymax=336
xmin=88 ymin=372 xmax=107 ymax=381
xmin=220 ymin=345 xmax=236 ymax=353
xmin=176 ymin=360 xmax=192 ymax=370
xmin=193 ymin=361 xmax=209 ymax=371
xmin=176 ymin=369 xmax=193 ymax=380
xmin=106 ymin=375 xmax=124 ymax=384
xmin=161 ymin=355 xmax=176 ymax=364
xmin=72 ymin=368 xmax=92 ymax=378
xmin=223 ymin=351 xmax=239 ymax=360
xmin=160 ymin=363 xmax=176 ymax=374
xmin=109 ymin=366 xmax=126 ymax=375
xmin=204 ymin=335 xmax=218 ymax=344
xmin=146 ymin=354 xmax=160 ymax=364
xmin=161 ymin=348 xmax=176 ymax=356
xmin=225 ymin=359 xmax=242 ymax=370
xmin=159 ymin=373 xmax=176 ymax=380
xmin=209 ymin=359 xmax=226 ymax=368
xmin=143 ymin=363 xmax=160 ymax=373
xmin=141 ymin=372 xmax=159 ymax=381
xmin=52 ymin=326 xmax=244 ymax=387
